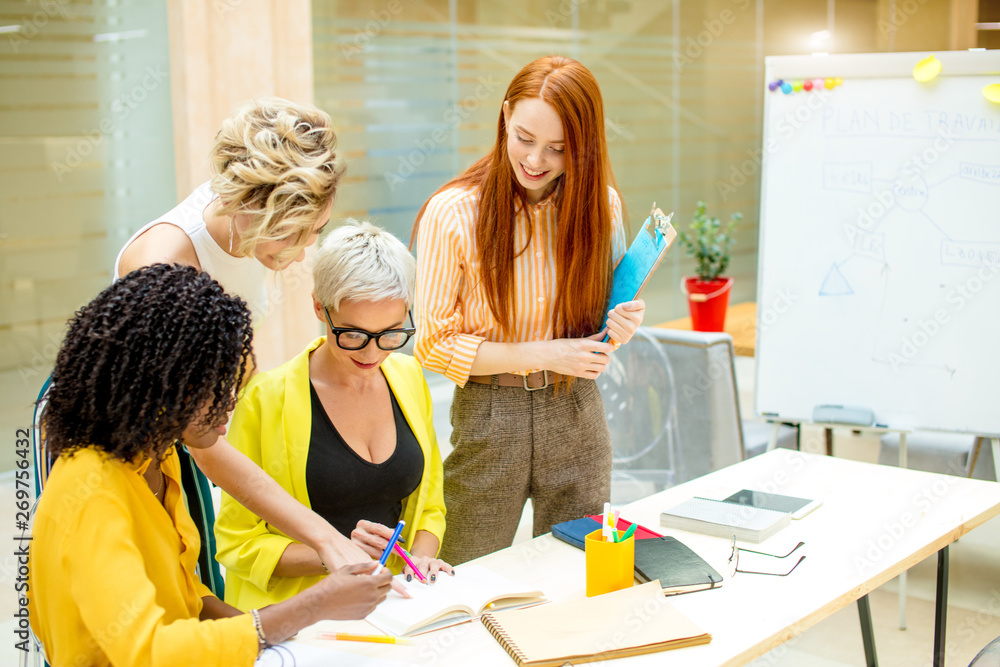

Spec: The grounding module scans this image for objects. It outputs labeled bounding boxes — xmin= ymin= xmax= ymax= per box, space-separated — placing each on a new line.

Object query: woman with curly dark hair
xmin=28 ymin=264 xmax=391 ymax=666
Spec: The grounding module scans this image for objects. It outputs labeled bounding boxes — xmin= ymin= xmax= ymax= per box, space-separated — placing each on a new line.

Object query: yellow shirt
xmin=28 ymin=447 xmax=258 ymax=667
xmin=415 ymin=184 xmax=626 ymax=386
xmin=215 ymin=341 xmax=447 ymax=610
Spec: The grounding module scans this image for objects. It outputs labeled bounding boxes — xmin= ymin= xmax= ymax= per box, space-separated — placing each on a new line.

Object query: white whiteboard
xmin=755 ymin=51 xmax=1000 ymax=436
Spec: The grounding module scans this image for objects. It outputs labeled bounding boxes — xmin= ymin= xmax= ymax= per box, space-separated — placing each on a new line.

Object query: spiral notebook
xmin=481 ymin=581 xmax=710 ymax=666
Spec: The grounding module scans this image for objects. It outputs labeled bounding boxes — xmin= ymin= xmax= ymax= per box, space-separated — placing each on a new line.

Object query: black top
xmin=305 ymin=381 xmax=424 ymax=537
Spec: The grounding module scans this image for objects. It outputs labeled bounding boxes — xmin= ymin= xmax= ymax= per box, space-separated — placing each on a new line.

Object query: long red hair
xmin=413 ymin=55 xmax=620 ymax=340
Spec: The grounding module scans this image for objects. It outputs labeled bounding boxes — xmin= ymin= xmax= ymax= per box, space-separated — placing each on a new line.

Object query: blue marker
xmin=373 ymin=520 xmax=405 ymax=575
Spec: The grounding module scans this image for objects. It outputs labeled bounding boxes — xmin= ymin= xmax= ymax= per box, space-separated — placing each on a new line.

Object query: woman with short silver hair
xmin=216 ymin=221 xmax=451 ymax=610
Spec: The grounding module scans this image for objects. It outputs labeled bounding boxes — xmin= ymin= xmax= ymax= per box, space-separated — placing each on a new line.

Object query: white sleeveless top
xmin=114 ymin=182 xmax=269 ymax=324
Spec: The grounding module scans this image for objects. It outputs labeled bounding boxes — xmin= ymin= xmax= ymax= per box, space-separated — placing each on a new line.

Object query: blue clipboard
xmin=603 ymin=206 xmax=676 ymax=342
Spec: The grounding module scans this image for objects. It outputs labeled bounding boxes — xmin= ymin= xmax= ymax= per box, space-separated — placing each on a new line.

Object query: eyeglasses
xmin=728 ymin=536 xmax=805 ymax=577
xmin=322 ymin=307 xmax=416 ymax=351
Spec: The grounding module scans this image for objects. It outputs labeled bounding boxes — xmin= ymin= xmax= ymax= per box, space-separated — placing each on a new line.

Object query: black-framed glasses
xmin=728 ymin=536 xmax=806 ymax=577
xmin=322 ymin=307 xmax=416 ymax=351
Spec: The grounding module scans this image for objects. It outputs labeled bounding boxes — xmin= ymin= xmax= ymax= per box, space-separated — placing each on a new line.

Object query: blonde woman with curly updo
xmin=113 ymin=98 xmax=395 ymax=594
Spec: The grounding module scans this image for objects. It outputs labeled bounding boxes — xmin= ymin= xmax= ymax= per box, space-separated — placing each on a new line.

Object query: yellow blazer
xmin=28 ymin=447 xmax=258 ymax=666
xmin=215 ymin=338 xmax=447 ymax=610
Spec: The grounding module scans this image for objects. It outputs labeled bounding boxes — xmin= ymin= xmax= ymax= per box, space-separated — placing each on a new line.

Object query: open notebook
xmin=481 ymin=581 xmax=711 ymax=666
xmin=365 ymin=564 xmax=546 ymax=636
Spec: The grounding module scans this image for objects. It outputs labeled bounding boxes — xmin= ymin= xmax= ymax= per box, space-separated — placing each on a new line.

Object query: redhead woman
xmin=216 ymin=221 xmax=450 ymax=611
xmin=28 ymin=264 xmax=392 ymax=667
xmin=413 ymin=56 xmax=644 ymax=564
xmin=113 ymin=98 xmax=375 ymax=581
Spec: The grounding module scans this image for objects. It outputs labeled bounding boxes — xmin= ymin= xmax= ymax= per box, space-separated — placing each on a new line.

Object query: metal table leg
xmin=991 ymin=437 xmax=999 ymax=482
xmin=858 ymin=594 xmax=878 ymax=667
xmin=899 ymin=432 xmax=908 ymax=630
xmin=933 ymin=545 xmax=950 ymax=667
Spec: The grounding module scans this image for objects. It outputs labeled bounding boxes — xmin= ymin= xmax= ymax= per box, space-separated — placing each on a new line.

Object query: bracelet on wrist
xmin=249 ymin=608 xmax=269 ymax=656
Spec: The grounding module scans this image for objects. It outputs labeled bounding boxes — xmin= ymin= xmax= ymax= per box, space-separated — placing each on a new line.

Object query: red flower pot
xmin=683 ymin=276 xmax=734 ymax=332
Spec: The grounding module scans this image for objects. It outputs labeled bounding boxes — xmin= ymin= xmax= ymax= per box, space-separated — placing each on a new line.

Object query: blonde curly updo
xmin=210 ymin=97 xmax=345 ymax=262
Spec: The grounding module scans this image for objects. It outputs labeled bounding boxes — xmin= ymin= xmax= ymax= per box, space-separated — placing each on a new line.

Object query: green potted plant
xmin=676 ymin=201 xmax=742 ymax=332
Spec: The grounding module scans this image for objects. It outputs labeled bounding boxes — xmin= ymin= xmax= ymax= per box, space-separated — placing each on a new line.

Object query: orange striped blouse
xmin=415 ymin=185 xmax=626 ymax=387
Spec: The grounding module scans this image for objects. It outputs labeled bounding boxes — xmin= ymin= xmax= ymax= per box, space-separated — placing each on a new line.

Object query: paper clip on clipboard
xmin=601 ymin=204 xmax=677 ymax=344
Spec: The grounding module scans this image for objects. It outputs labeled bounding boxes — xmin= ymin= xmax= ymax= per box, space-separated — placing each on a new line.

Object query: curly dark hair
xmin=43 ymin=263 xmax=255 ymax=462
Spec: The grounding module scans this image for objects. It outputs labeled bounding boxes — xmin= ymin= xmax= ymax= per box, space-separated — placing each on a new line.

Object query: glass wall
xmin=0 ymin=0 xmax=175 ymax=471
xmin=311 ymin=0 xmax=799 ymax=328
xmin=313 ymin=0 xmax=960 ymax=329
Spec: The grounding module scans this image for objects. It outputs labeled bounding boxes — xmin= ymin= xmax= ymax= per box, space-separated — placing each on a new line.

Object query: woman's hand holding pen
xmin=318 ymin=526 xmax=410 ymax=597
xmin=604 ymin=299 xmax=645 ymax=345
xmin=309 ymin=562 xmax=394 ymax=620
xmin=353 ymin=522 xmax=453 ymax=585
xmin=351 ymin=520 xmax=401 ymax=559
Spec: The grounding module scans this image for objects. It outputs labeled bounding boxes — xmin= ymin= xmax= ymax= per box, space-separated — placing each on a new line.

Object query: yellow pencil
xmin=318 ymin=632 xmax=411 ymax=644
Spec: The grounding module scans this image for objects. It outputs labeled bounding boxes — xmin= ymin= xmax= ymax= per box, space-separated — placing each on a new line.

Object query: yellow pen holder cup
xmin=585 ymin=528 xmax=635 ymax=597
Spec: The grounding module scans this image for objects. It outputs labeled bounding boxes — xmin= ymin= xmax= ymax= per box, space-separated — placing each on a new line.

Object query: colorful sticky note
xmin=984 ymin=84 xmax=1000 ymax=104
xmin=913 ymin=54 xmax=942 ymax=82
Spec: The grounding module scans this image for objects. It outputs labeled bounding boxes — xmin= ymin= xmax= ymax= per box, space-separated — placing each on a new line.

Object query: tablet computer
xmin=722 ymin=489 xmax=822 ymax=520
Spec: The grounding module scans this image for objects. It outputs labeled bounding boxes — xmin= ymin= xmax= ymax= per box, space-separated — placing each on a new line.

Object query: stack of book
xmin=660 ymin=496 xmax=791 ymax=543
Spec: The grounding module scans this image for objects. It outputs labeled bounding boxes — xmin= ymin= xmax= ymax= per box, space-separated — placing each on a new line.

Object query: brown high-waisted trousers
xmin=439 ymin=377 xmax=612 ymax=565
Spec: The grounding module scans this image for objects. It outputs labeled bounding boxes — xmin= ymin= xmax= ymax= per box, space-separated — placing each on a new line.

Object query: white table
xmin=273 ymin=449 xmax=1000 ymax=666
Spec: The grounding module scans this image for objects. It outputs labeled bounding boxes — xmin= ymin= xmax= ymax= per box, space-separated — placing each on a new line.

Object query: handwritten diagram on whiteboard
xmin=755 ymin=52 xmax=1000 ymax=435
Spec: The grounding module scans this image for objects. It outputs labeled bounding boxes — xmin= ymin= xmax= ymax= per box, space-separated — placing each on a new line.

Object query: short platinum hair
xmin=313 ymin=220 xmax=415 ymax=311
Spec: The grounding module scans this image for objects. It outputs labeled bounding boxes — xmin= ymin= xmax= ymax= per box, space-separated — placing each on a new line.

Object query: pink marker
xmin=393 ymin=543 xmax=426 ymax=582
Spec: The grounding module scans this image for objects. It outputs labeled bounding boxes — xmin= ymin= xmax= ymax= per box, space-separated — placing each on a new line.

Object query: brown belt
xmin=467 ymin=370 xmax=565 ymax=391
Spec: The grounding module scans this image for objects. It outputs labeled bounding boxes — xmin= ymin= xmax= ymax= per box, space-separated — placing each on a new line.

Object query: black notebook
xmin=633 ymin=536 xmax=724 ymax=595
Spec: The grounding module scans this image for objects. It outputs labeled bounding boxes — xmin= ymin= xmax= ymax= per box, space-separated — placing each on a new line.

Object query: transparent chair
xmin=969 ymin=635 xmax=1000 ymax=667
xmin=24 ymin=379 xmax=51 ymax=667
xmin=598 ymin=327 xmax=682 ymax=505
